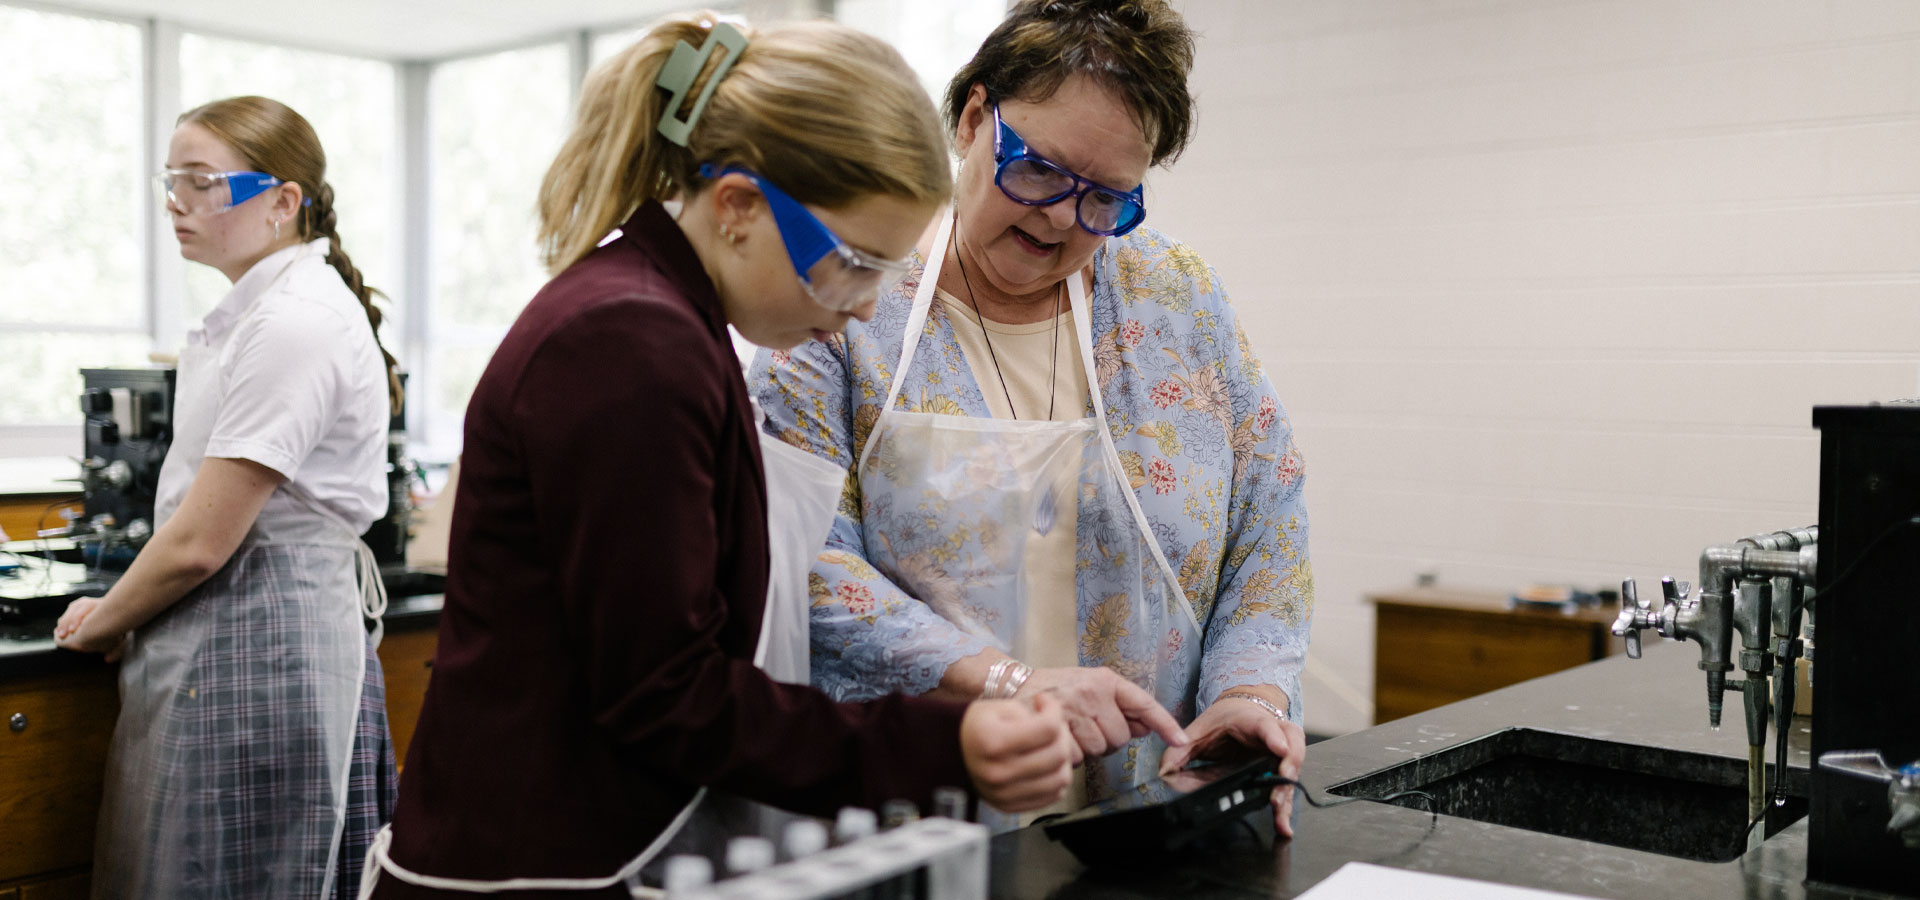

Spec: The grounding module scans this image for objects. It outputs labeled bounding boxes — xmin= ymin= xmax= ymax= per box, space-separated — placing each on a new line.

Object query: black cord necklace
xmin=951 ymin=213 xmax=1062 ymax=421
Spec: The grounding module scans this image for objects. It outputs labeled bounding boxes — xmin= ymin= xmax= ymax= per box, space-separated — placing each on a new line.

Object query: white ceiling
xmin=38 ymin=0 xmax=686 ymax=60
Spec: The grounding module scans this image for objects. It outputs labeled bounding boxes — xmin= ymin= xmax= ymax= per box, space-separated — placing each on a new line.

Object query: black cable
xmin=1253 ymin=775 xmax=1439 ymax=827
xmin=1771 ymin=657 xmax=1796 ymax=811
xmin=1792 ymin=514 xmax=1920 ymax=619
xmin=34 ymin=498 xmax=77 ymax=594
xmin=34 ymin=497 xmax=74 ymax=537
xmin=1731 ymin=808 xmax=1766 ymax=860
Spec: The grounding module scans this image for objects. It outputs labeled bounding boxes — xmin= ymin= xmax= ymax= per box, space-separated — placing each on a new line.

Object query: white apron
xmin=856 ymin=215 xmax=1204 ymax=822
xmin=93 ymin=247 xmax=385 ymax=899
xmin=358 ymin=399 xmax=843 ymax=898
xmin=752 ymin=399 xmax=845 ymax=685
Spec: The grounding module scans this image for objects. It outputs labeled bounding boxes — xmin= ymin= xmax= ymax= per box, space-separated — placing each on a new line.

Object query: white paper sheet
xmin=1297 ymin=862 xmax=1603 ymax=900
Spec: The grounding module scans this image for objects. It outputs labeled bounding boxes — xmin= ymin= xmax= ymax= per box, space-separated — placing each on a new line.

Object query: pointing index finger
xmin=1111 ymin=678 xmax=1189 ymax=747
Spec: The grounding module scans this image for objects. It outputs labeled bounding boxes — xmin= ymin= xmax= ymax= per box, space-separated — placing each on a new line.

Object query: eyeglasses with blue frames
xmin=154 ymin=168 xmax=310 ymax=216
xmin=991 ymin=104 xmax=1147 ymax=237
xmin=698 ymin=164 xmax=914 ymax=313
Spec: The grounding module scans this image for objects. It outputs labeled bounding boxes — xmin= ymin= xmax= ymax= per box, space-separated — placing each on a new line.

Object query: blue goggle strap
xmin=698 ymin=163 xmax=835 ymax=281
xmin=655 ymin=22 xmax=749 ymax=147
xmin=225 ymin=171 xmax=311 ymax=208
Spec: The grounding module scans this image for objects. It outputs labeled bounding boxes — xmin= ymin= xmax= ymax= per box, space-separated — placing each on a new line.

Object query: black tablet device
xmin=1041 ymin=755 xmax=1279 ymax=864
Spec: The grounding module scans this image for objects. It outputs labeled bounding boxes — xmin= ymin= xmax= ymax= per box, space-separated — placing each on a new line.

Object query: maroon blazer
xmin=375 ymin=203 xmax=969 ymax=897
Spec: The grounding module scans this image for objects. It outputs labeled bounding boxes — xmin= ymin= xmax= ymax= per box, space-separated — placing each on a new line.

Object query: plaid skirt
xmin=92 ymin=540 xmax=399 ymax=900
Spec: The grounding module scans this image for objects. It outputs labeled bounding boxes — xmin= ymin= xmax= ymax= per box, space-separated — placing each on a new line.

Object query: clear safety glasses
xmin=700 ymin=164 xmax=914 ymax=313
xmin=991 ymin=104 xmax=1147 ymax=237
xmin=153 ymin=168 xmax=306 ymax=216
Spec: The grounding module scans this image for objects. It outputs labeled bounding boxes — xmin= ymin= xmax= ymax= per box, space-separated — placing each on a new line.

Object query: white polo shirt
xmin=155 ymin=239 xmax=390 ymax=542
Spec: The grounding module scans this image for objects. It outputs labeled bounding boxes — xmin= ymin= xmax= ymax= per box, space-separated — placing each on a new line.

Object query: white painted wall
xmin=1149 ymin=0 xmax=1920 ymax=735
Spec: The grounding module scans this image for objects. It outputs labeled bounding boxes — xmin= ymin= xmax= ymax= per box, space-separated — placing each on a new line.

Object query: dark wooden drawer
xmin=0 ymin=619 xmax=439 ymax=887
xmin=0 ymin=670 xmax=118 ymax=882
xmin=1371 ymin=589 xmax=1617 ymax=724
xmin=377 ymin=627 xmax=437 ymax=768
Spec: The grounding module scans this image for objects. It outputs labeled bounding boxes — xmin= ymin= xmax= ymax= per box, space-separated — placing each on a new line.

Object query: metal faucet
xmin=1615 ymin=531 xmax=1820 ymax=829
xmin=1612 ymin=576 xmax=1733 ymax=725
xmin=1617 ymin=541 xmax=1818 ymax=728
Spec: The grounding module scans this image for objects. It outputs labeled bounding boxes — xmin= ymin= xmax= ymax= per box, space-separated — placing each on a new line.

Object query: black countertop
xmin=6 ymin=565 xmax=1906 ymax=899
xmin=0 ymin=549 xmax=443 ymax=681
xmin=991 ymin=642 xmax=1907 ymax=900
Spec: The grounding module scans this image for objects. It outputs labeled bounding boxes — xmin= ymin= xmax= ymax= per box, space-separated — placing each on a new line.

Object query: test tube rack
xmin=675 ymin=817 xmax=988 ymax=900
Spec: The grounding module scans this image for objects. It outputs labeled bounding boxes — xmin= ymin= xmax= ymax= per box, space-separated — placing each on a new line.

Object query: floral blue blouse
xmin=748 ymin=225 xmax=1314 ymax=723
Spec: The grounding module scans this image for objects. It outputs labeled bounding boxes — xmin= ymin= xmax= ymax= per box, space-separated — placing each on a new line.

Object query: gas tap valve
xmin=1655 ymin=576 xmax=1694 ymax=640
xmin=1612 ymin=578 xmax=1654 ymax=658
xmin=1611 ymin=577 xmax=1693 ymax=658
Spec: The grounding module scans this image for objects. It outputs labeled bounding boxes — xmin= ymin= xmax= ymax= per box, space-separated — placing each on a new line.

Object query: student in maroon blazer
xmin=360 ymin=14 xmax=1112 ymax=898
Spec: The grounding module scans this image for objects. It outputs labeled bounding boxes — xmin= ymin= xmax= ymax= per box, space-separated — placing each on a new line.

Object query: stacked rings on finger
xmin=982 ymin=659 xmax=1034 ymax=699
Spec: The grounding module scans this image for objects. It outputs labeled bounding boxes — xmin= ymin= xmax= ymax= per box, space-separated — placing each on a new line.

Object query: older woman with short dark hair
xmin=752 ymin=0 xmax=1311 ymax=832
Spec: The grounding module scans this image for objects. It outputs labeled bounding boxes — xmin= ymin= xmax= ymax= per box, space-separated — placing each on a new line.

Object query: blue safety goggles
xmin=699 ymin=164 xmax=913 ymax=312
xmin=155 ymin=168 xmax=310 ymax=216
xmin=991 ymin=104 xmax=1146 ymax=237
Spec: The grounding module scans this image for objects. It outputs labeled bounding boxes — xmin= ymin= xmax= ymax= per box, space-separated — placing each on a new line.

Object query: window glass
xmin=0 ymin=7 xmax=148 ymax=424
xmin=427 ymin=344 xmax=495 ymax=440
xmin=590 ymin=27 xmax=648 ymax=64
xmin=177 ymin=34 xmax=399 ymax=336
xmin=835 ymin=0 xmax=1007 ymax=104
xmin=426 ymin=43 xmax=570 ymax=448
xmin=0 ymin=333 xmax=153 ymax=424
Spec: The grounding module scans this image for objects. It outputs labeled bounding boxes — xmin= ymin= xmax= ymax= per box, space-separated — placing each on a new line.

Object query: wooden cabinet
xmin=0 ymin=668 xmax=117 ymax=888
xmin=4 ymin=870 xmax=90 ymax=899
xmin=0 ymin=495 xmax=80 ymax=545
xmin=1369 ymin=587 xmax=1620 ymax=725
xmin=1 ymin=624 xmax=439 ymax=890
xmin=376 ymin=627 xmax=437 ymax=767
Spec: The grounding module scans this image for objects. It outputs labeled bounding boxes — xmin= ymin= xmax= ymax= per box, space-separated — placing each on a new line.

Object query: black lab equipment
xmin=1042 ymin=755 xmax=1278 ymax=864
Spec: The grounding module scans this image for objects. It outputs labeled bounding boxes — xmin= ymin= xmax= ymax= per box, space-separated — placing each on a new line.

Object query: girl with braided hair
xmin=56 ymin=94 xmax=400 ymax=898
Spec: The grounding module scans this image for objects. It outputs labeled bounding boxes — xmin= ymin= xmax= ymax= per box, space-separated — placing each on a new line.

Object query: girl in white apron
xmin=56 ymin=95 xmax=400 ymax=899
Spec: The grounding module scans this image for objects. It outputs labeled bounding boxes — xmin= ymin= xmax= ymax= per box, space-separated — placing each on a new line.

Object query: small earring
xmin=272 ymin=218 xmax=281 ymax=240
xmin=719 ymin=225 xmax=741 ymax=245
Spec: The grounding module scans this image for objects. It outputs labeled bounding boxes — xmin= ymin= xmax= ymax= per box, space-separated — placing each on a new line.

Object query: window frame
xmin=0 ymin=2 xmax=155 ymax=437
xmin=0 ymin=0 xmax=919 ymax=462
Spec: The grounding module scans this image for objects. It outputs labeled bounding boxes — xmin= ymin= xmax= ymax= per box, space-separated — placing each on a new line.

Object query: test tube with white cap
xmin=833 ymin=806 xmax=878 ymax=845
xmin=660 ymin=854 xmax=713 ymax=897
xmin=724 ymin=836 xmax=775 ymax=877
xmin=782 ymin=819 xmax=829 ymax=861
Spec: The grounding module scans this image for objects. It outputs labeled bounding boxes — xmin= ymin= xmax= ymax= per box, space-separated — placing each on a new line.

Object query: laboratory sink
xmin=1327 ymin=728 xmax=1807 ymax=863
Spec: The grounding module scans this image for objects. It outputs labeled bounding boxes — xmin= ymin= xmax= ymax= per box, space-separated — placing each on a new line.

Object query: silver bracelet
xmin=1001 ymin=662 xmax=1032 ymax=697
xmin=1217 ymin=691 xmax=1290 ymax=723
xmin=981 ymin=659 xmax=1033 ymax=700
xmin=982 ymin=660 xmax=1012 ymax=699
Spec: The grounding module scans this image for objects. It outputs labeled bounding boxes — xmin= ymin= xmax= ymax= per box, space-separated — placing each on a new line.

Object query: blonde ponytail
xmin=537 ymin=12 xmax=952 ymax=275
xmin=536 ymin=17 xmax=715 ymax=273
